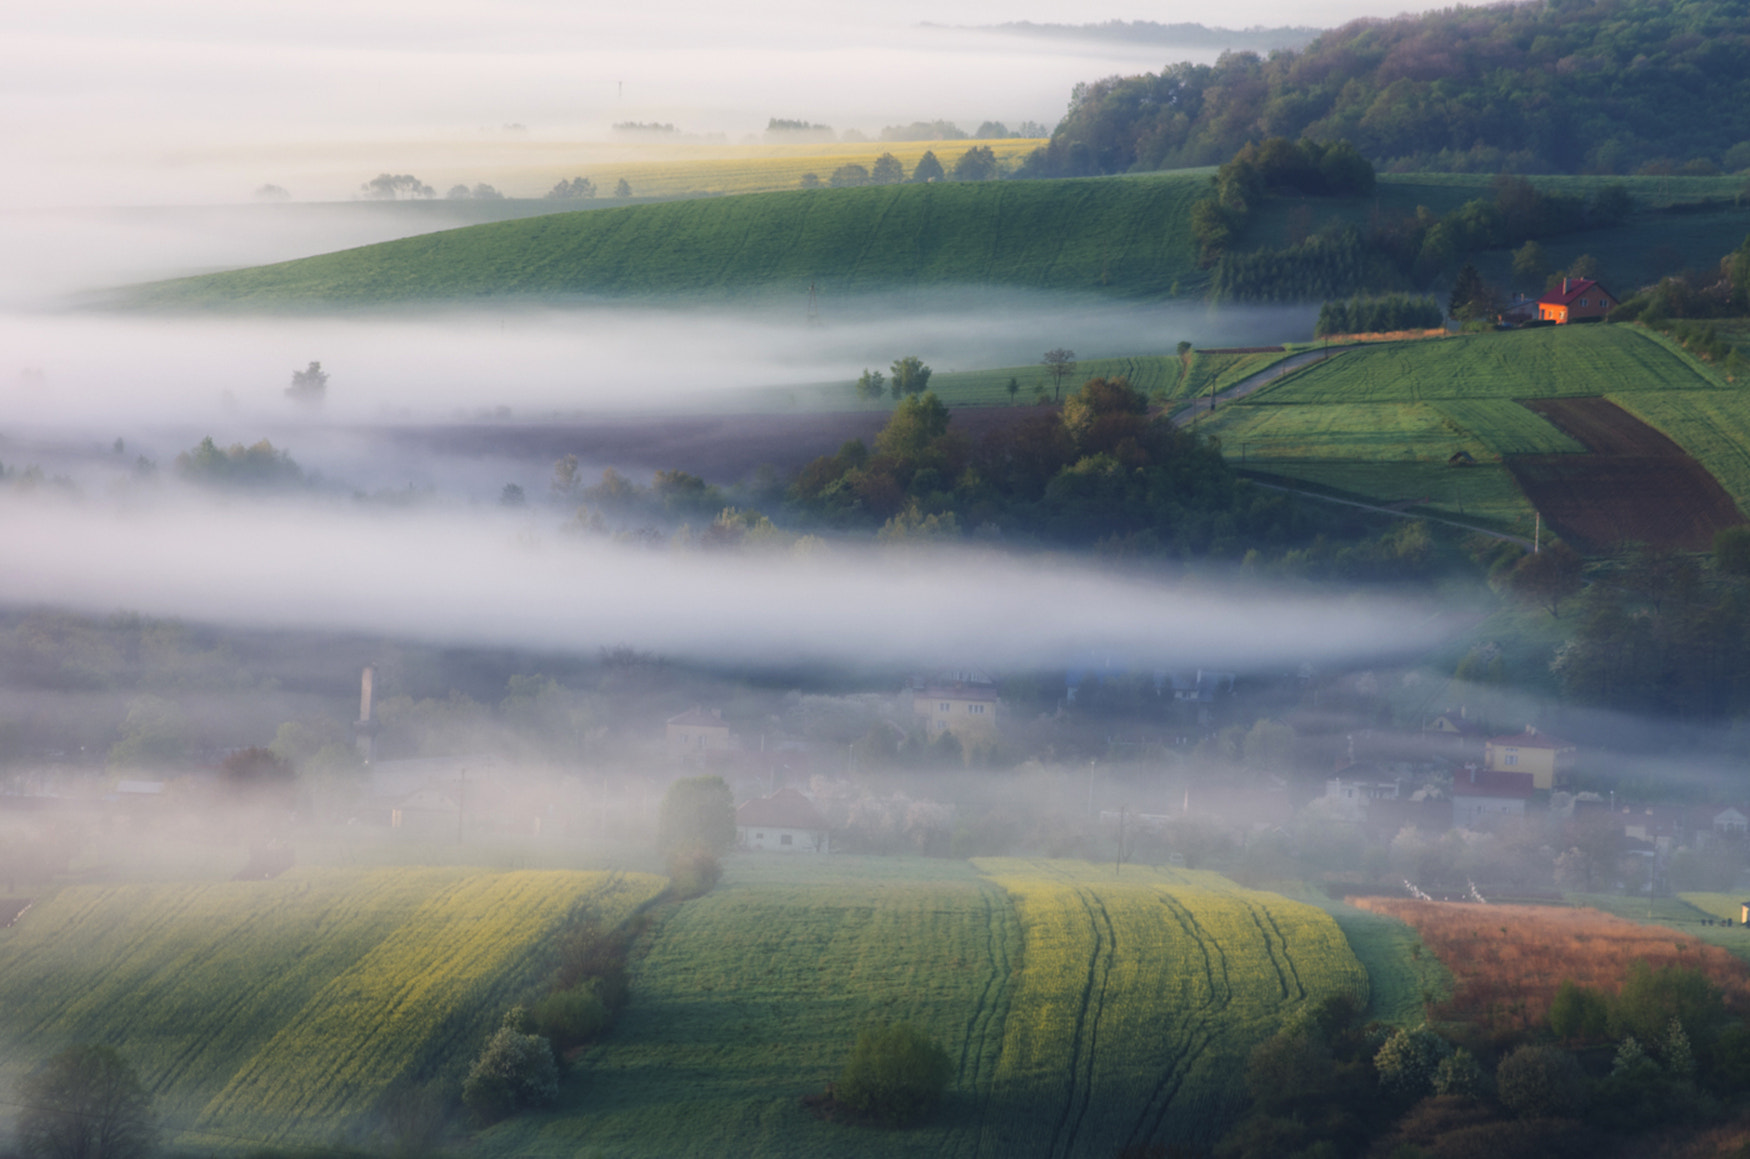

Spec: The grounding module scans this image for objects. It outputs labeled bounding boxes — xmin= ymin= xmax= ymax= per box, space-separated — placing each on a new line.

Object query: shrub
xmin=1548 ymin=979 xmax=1609 ymax=1041
xmin=835 ymin=1022 xmax=952 ymax=1125
xmin=1375 ymin=1026 xmax=1453 ymax=1098
xmin=461 ymin=1017 xmax=558 ymax=1124
xmin=532 ymin=985 xmax=610 ymax=1051
xmin=1431 ymin=1048 xmax=1487 ymax=1099
xmin=1495 ymin=1044 xmax=1587 ymax=1117
xmin=666 ymin=845 xmax=722 ymax=900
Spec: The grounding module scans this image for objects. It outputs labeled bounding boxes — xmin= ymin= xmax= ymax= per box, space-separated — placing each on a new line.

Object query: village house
xmin=665 ymin=707 xmax=736 ymax=762
xmin=1452 ymin=767 xmax=1535 ymax=828
xmin=1536 ymin=277 xmax=1617 ymax=324
xmin=736 ymin=787 xmax=830 ymax=853
xmin=912 ymin=672 xmax=998 ymax=740
xmin=1484 ymin=725 xmax=1575 ymax=791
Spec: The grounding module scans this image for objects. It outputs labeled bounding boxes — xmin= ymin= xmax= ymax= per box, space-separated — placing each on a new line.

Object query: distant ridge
xmin=933 ymin=20 xmax=1323 ymax=53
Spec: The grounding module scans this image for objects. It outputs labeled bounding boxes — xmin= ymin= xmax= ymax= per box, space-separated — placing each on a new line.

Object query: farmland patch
xmin=1351 ymin=898 xmax=1750 ymax=1038
xmin=974 ymin=859 xmax=1367 ymax=1156
xmin=1506 ymin=397 xmax=1743 ymax=550
xmin=1613 ymin=391 xmax=1750 ymax=513
xmin=0 ymin=868 xmax=661 ymax=1151
xmin=1251 ymin=325 xmax=1719 ymax=406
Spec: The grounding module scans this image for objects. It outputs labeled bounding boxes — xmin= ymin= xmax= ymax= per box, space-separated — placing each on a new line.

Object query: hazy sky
xmin=3 ymin=0 xmax=1436 ymax=207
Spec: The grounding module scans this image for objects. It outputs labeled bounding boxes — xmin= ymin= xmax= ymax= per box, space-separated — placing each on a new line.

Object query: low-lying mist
xmin=0 ymin=492 xmax=1441 ymax=674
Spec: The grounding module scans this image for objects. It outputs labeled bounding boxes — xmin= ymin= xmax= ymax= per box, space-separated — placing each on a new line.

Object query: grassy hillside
xmin=480 ymin=857 xmax=1365 ymax=1158
xmin=124 ymin=175 xmax=1213 ymax=309
xmin=0 ymin=868 xmax=664 ymax=1151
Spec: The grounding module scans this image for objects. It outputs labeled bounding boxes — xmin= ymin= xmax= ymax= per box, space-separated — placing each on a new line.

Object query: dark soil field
xmin=1507 ymin=397 xmax=1743 ymax=551
xmin=379 ymin=405 xmax=1044 ymax=483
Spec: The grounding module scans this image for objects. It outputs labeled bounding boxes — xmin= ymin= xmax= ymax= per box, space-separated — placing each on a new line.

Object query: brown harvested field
xmin=1506 ymin=396 xmax=1743 ymax=551
xmin=1351 ymin=897 xmax=1750 ymax=1036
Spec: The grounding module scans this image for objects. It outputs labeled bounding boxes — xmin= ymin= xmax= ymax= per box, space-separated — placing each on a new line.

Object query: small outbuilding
xmin=736 ymin=787 xmax=830 ymax=853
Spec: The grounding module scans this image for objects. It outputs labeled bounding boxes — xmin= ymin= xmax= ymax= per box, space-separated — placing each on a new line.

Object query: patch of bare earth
xmin=1506 ymin=397 xmax=1743 ymax=551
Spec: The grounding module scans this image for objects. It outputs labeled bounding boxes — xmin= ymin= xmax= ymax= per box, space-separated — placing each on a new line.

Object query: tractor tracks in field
xmin=1170 ymin=348 xmax=1346 ymax=429
xmin=1045 ymin=885 xmax=1117 ymax=1159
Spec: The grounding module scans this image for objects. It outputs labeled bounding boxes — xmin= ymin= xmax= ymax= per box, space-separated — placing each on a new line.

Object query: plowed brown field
xmin=1506 ymin=397 xmax=1743 ymax=551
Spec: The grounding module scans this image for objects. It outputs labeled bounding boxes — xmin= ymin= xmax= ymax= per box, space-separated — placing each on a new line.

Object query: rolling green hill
xmin=478 ymin=857 xmax=1366 ymax=1158
xmin=122 ymin=175 xmax=1214 ymax=309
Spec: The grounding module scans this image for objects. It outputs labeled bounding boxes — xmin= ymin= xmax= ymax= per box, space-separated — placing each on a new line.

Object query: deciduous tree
xmin=16 ymin=1045 xmax=156 ymax=1159
xmin=1041 ymin=348 xmax=1077 ymax=401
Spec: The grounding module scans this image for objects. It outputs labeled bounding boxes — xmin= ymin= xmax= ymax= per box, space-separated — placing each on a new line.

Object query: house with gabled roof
xmin=736 ymin=787 xmax=830 ymax=853
xmin=1452 ymin=767 xmax=1535 ymax=828
xmin=666 ymin=707 xmax=736 ymax=762
xmin=1484 ymin=725 xmax=1575 ymax=791
xmin=1537 ymin=277 xmax=1617 ymax=324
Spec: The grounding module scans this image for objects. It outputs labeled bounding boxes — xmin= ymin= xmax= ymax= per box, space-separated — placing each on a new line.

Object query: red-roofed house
xmin=736 ymin=787 xmax=830 ymax=853
xmin=1537 ymin=278 xmax=1617 ymax=324
xmin=1484 ymin=725 xmax=1575 ymax=791
xmin=1452 ymin=767 xmax=1535 ymax=828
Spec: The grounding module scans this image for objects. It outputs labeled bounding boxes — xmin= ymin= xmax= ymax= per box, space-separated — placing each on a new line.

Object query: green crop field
xmin=1612 ymin=391 xmax=1750 ymax=511
xmin=894 ymin=349 xmax=1292 ymax=410
xmin=1577 ymin=893 xmax=1750 ymax=963
xmin=123 ymin=175 xmax=1214 ymax=310
xmin=0 ymin=868 xmax=664 ymax=1152
xmin=1253 ymin=325 xmax=1721 ymax=406
xmin=477 ymin=857 xmax=1367 ymax=1159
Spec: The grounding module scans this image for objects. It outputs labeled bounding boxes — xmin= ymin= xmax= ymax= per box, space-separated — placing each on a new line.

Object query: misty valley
xmin=12 ymin=0 xmax=1750 ymax=1155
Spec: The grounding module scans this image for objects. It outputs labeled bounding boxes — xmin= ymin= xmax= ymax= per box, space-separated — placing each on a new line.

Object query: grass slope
xmin=898 ymin=349 xmax=1292 ymax=410
xmin=125 ymin=176 xmax=1212 ymax=309
xmin=0 ymin=868 xmax=663 ymax=1152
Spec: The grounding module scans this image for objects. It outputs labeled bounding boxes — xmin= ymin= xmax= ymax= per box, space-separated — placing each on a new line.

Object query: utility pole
xmin=1534 ymin=512 xmax=1542 ymax=553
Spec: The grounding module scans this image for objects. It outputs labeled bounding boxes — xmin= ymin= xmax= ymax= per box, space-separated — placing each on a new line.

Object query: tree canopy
xmin=16 ymin=1044 xmax=157 ymax=1159
xmin=1019 ymin=0 xmax=1750 ymax=176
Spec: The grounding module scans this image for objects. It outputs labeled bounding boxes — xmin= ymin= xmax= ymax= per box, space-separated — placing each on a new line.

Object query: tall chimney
xmin=356 ymin=664 xmax=377 ymax=764
xmin=359 ymin=664 xmax=375 ymax=724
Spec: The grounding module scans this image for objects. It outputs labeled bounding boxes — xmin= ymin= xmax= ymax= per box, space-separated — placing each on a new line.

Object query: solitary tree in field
xmin=911 ymin=151 xmax=945 ymax=183
xmin=1041 ymin=348 xmax=1076 ymax=402
xmin=16 ymin=1045 xmax=157 ymax=1159
xmin=286 ymin=361 xmax=328 ymax=406
xmin=889 ymin=355 xmax=932 ymax=398
xmin=614 ymin=178 xmax=632 ymax=198
xmin=1006 ymin=376 xmax=1020 ymax=405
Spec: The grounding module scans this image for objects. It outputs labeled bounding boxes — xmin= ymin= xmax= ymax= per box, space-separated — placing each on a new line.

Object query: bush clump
xmin=532 ymin=984 xmax=611 ymax=1051
xmin=461 ymin=1012 xmax=558 ymax=1124
xmin=835 ymin=1022 xmax=952 ymax=1126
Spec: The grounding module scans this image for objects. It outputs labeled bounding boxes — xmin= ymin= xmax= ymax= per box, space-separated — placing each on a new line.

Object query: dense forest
xmin=1020 ymin=0 xmax=1750 ymax=177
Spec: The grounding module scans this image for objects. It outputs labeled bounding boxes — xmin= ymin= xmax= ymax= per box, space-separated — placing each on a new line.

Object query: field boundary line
xmin=1242 ymin=477 xmax=1534 ymax=546
xmin=1170 ymin=348 xmax=1347 ymax=427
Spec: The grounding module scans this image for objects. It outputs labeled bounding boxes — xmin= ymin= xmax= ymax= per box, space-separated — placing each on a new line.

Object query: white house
xmin=736 ymin=787 xmax=830 ymax=853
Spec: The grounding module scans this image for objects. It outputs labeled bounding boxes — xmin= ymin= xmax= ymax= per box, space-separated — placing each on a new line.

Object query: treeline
xmin=1018 ymin=0 xmax=1750 ymax=176
xmin=1220 ymin=959 xmax=1750 ymax=1159
xmin=803 ymin=146 xmax=1000 ymax=188
xmin=1208 ymin=167 xmax=1628 ymax=302
xmin=1314 ymin=294 xmax=1442 ymax=336
xmin=789 ymin=381 xmax=1303 ymax=555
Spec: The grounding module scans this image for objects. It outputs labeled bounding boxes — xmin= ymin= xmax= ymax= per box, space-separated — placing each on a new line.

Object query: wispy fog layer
xmin=0 ymin=494 xmax=1440 ymax=673
xmin=0 ymin=295 xmax=1315 ymax=426
xmin=2 ymin=0 xmax=1427 ymax=210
